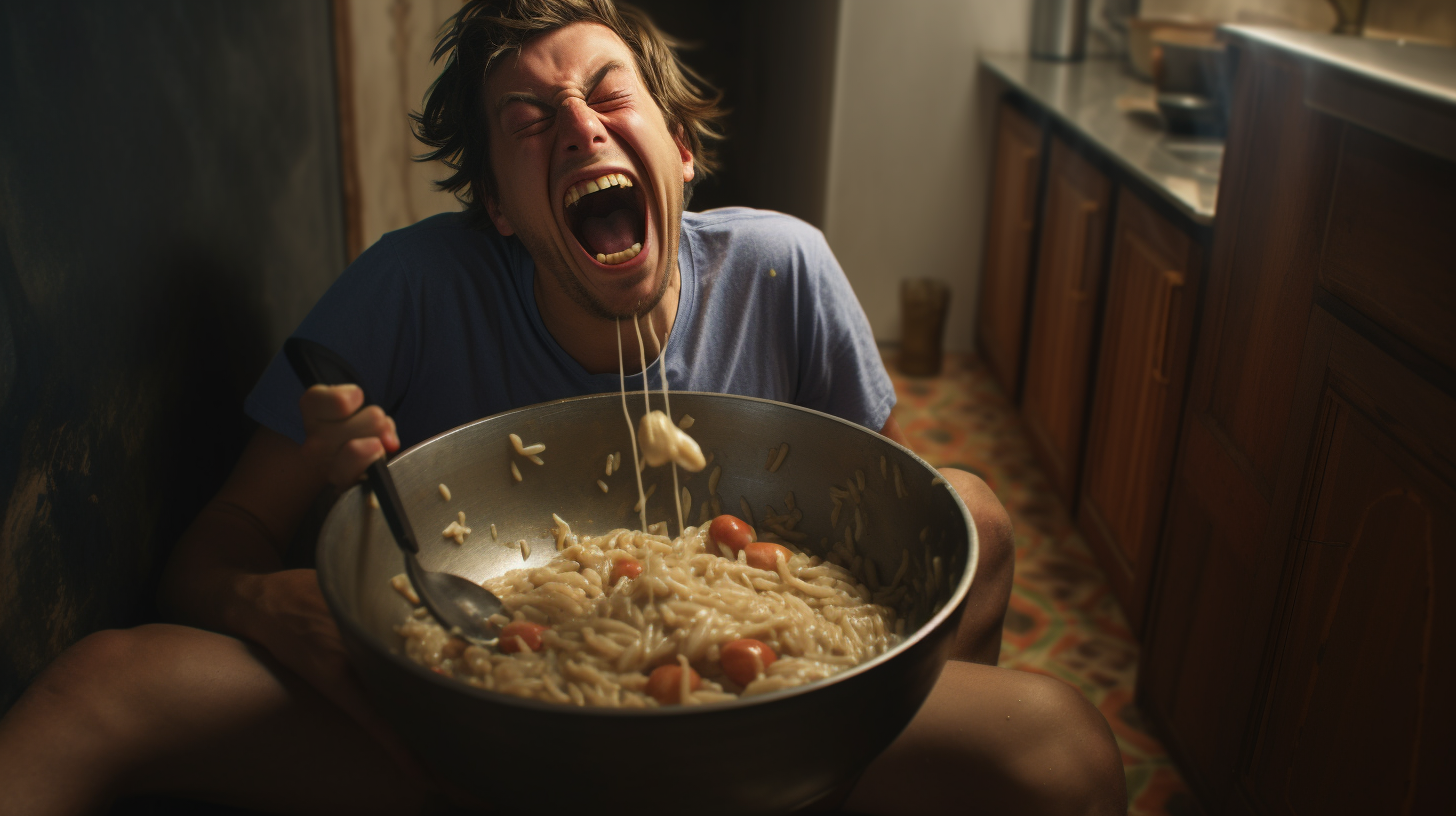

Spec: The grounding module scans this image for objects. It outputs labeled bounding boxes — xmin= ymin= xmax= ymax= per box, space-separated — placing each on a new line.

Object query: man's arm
xmin=159 ymin=427 xmax=324 ymax=632
xmin=158 ymin=386 xmax=400 ymax=739
xmin=159 ymin=385 xmax=396 ymax=629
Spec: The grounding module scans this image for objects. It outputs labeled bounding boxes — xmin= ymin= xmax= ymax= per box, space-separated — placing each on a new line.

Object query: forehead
xmin=486 ymin=22 xmax=640 ymax=101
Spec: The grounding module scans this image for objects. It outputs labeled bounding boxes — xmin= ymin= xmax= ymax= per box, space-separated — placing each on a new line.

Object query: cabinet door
xmin=1243 ymin=307 xmax=1456 ymax=815
xmin=1020 ymin=136 xmax=1112 ymax=506
xmin=976 ymin=101 xmax=1043 ymax=397
xmin=1077 ymin=189 xmax=1201 ymax=633
xmin=1138 ymin=46 xmax=1344 ymax=806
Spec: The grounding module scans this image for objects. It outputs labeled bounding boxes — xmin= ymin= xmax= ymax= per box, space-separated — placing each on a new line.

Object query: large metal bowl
xmin=317 ymin=392 xmax=977 ymax=814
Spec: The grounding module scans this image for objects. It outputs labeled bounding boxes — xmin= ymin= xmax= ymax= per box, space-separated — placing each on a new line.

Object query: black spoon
xmin=285 ymin=337 xmax=503 ymax=643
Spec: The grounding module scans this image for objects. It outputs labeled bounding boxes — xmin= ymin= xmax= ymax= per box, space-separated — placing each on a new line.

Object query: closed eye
xmin=589 ymin=90 xmax=631 ymax=111
xmin=512 ymin=112 xmax=555 ymax=136
xmin=503 ymin=101 xmax=556 ymax=136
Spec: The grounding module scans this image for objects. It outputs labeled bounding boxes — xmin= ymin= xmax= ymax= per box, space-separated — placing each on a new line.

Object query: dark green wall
xmin=0 ymin=1 xmax=346 ymax=711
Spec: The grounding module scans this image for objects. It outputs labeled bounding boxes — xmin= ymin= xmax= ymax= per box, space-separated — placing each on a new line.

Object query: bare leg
xmin=0 ymin=624 xmax=431 ymax=816
xmin=845 ymin=661 xmax=1127 ymax=816
xmin=839 ymin=469 xmax=1127 ymax=815
xmin=937 ymin=467 xmax=1016 ymax=664
xmin=0 ymin=472 xmax=1112 ymax=816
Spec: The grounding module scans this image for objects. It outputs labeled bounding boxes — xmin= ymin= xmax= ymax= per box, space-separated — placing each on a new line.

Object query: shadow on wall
xmin=0 ymin=1 xmax=346 ymax=711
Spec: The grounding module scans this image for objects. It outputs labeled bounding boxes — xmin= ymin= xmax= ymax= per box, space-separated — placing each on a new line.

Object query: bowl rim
xmin=317 ymin=391 xmax=980 ymax=717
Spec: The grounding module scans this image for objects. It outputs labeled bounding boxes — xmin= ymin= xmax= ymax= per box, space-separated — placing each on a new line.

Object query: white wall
xmin=823 ymin=0 xmax=1032 ymax=352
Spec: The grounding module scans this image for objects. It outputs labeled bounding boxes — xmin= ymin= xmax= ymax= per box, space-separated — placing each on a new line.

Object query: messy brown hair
xmin=411 ymin=0 xmax=725 ymax=215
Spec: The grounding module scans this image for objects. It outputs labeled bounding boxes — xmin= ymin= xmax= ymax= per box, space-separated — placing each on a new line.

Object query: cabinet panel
xmin=976 ymin=101 xmax=1043 ymax=397
xmin=1020 ymin=137 xmax=1111 ymax=505
xmin=1140 ymin=479 xmax=1263 ymax=797
xmin=1200 ymin=52 xmax=1342 ymax=495
xmin=1321 ymin=125 xmax=1456 ymax=373
xmin=1078 ymin=189 xmax=1201 ymax=632
xmin=1244 ymin=309 xmax=1456 ymax=815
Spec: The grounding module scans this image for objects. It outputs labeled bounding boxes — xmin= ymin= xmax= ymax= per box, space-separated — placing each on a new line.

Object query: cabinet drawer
xmin=1321 ymin=124 xmax=1456 ymax=372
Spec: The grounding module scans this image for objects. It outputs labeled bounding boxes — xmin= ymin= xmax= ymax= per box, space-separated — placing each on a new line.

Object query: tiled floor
xmin=887 ymin=351 xmax=1197 ymax=815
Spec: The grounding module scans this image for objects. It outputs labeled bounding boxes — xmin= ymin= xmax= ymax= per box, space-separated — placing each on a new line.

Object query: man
xmin=0 ymin=1 xmax=1125 ymax=813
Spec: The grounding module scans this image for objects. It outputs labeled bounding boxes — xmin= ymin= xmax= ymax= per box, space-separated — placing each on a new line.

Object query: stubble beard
xmin=538 ymin=196 xmax=681 ymax=323
xmin=546 ymin=248 xmax=674 ymax=322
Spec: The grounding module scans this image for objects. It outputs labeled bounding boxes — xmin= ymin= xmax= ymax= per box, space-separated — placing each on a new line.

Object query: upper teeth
xmin=565 ymin=173 xmax=633 ymax=207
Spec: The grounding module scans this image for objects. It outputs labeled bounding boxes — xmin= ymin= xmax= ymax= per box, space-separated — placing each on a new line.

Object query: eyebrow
xmin=494 ymin=60 xmax=627 ymax=116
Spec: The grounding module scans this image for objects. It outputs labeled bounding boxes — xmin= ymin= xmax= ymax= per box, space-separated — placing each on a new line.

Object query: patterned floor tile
xmin=885 ymin=352 xmax=1194 ymax=815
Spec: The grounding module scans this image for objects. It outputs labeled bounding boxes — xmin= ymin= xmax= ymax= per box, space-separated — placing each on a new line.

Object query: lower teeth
xmin=596 ymin=243 xmax=643 ymax=265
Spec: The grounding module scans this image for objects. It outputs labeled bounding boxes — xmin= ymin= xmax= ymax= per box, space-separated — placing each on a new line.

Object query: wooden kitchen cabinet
xmin=1077 ymin=188 xmax=1201 ymax=633
xmin=1139 ymin=32 xmax=1456 ymax=815
xmin=1020 ymin=136 xmax=1112 ymax=506
xmin=1243 ymin=306 xmax=1456 ymax=814
xmin=1138 ymin=45 xmax=1342 ymax=805
xmin=976 ymin=101 xmax=1043 ymax=397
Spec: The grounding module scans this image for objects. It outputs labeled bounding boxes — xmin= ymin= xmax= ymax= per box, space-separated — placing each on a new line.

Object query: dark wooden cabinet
xmin=976 ymin=101 xmax=1043 ymax=397
xmin=1139 ymin=45 xmax=1343 ymax=805
xmin=1077 ymin=188 xmax=1202 ymax=633
xmin=1020 ymin=136 xmax=1112 ymax=506
xmin=1139 ymin=34 xmax=1456 ymax=815
xmin=1243 ymin=307 xmax=1456 ymax=815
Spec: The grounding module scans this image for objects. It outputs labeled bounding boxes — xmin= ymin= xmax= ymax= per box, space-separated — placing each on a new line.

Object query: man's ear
xmin=674 ymin=125 xmax=695 ymax=184
xmin=485 ymin=195 xmax=516 ymax=236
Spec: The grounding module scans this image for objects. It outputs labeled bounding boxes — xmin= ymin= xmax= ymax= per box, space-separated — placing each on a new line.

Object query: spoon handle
xmin=284 ymin=337 xmax=419 ymax=553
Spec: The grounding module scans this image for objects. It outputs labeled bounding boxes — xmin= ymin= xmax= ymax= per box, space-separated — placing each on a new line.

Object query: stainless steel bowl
xmin=317 ymin=392 xmax=977 ymax=814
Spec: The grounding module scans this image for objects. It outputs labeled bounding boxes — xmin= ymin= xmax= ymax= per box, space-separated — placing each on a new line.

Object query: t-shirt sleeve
xmin=244 ymin=237 xmax=419 ymax=444
xmin=791 ymin=228 xmax=897 ymax=433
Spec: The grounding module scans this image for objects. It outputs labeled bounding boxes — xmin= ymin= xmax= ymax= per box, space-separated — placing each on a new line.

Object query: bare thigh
xmin=845 ymin=661 xmax=1126 ymax=816
xmin=0 ymin=624 xmax=432 ymax=815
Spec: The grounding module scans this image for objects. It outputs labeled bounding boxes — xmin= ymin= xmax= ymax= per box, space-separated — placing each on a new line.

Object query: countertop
xmin=980 ymin=54 xmax=1221 ymax=225
xmin=1223 ymin=25 xmax=1456 ymax=109
xmin=1222 ymin=25 xmax=1456 ymax=164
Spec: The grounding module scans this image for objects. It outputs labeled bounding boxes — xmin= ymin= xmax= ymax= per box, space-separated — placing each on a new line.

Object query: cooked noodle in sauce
xmin=398 ymin=522 xmax=903 ymax=706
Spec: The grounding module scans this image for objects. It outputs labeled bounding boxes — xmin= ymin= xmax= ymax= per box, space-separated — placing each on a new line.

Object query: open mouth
xmin=564 ymin=173 xmax=647 ymax=266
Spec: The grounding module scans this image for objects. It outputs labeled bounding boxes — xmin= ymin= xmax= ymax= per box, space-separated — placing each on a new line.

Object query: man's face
xmin=484 ymin=23 xmax=695 ymax=320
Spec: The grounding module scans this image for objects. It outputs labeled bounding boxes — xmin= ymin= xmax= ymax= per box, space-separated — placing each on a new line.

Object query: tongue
xmin=580 ymin=209 xmax=640 ymax=256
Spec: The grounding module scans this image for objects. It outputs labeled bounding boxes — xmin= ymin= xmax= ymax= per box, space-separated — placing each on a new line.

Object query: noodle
xmin=398 ymin=521 xmax=903 ymax=707
xmin=769 ymin=443 xmax=789 ymax=473
xmin=616 ymin=319 xmax=649 ymax=530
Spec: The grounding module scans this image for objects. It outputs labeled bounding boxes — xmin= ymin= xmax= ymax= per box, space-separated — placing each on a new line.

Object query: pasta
xmin=397 ymin=520 xmax=904 ymax=707
xmin=393 ymin=311 xmax=930 ymax=710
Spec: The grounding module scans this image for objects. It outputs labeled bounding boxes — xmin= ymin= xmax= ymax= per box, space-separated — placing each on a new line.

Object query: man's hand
xmin=298 ymin=384 xmax=401 ymax=488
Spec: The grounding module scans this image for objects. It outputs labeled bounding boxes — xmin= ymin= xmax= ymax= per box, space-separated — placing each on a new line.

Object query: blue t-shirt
xmin=244 ymin=208 xmax=895 ymax=449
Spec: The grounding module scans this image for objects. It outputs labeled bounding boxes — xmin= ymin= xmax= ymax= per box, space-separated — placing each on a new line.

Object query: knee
xmin=20 ymin=625 xmax=180 ymax=740
xmin=1006 ymin=674 xmax=1127 ymax=816
xmin=937 ymin=468 xmax=1013 ymax=564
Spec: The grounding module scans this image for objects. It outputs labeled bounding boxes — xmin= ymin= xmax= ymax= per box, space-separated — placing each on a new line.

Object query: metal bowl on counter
xmin=315 ymin=391 xmax=978 ymax=815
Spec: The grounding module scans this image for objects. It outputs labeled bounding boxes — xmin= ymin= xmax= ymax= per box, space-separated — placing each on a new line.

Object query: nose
xmin=556 ymin=97 xmax=608 ymax=158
